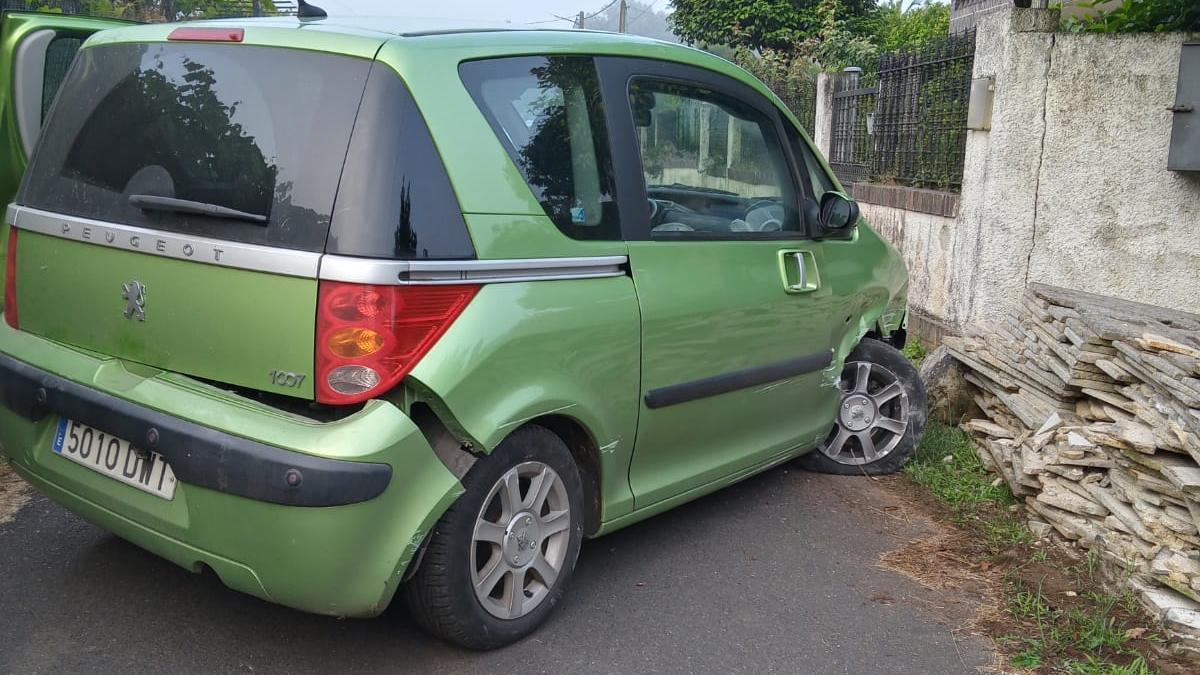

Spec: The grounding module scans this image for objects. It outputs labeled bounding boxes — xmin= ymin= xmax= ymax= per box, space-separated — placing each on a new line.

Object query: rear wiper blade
xmin=129 ymin=194 xmax=267 ymax=224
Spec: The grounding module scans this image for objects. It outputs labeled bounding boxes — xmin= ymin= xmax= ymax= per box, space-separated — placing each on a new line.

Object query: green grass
xmin=1002 ymin=579 xmax=1154 ymax=673
xmin=1061 ymin=656 xmax=1154 ymax=675
xmin=905 ymin=422 xmax=1030 ymax=548
xmin=905 ymin=423 xmax=1161 ymax=672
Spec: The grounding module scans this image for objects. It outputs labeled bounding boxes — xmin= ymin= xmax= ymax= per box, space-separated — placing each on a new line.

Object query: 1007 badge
xmin=53 ymin=419 xmax=177 ymax=500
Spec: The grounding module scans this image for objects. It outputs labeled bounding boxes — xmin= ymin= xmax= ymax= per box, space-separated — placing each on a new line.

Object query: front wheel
xmin=403 ymin=425 xmax=584 ymax=650
xmin=797 ymin=338 xmax=928 ymax=475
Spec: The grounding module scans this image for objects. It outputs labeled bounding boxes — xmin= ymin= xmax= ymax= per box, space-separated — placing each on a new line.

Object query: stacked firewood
xmin=943 ymin=284 xmax=1200 ymax=652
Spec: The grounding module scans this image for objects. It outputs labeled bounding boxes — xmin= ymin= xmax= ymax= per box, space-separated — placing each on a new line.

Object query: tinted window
xmin=629 ymin=79 xmax=799 ymax=238
xmin=783 ymin=119 xmax=836 ymax=200
xmin=330 ymin=65 xmax=475 ymax=259
xmin=42 ymin=36 xmax=82 ymax=122
xmin=460 ymin=56 xmax=620 ymax=240
xmin=19 ymin=43 xmax=371 ymax=252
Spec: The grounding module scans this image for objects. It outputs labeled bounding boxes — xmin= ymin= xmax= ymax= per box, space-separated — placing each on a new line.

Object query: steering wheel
xmin=648 ymin=198 xmax=690 ymax=226
xmin=744 ymin=200 xmax=785 ymax=232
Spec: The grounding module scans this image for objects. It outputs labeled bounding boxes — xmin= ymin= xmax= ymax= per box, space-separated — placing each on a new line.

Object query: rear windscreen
xmin=18 ymin=42 xmax=371 ymax=252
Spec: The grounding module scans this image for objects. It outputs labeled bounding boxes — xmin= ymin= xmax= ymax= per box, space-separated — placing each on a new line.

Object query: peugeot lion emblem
xmin=122 ymin=281 xmax=147 ymax=321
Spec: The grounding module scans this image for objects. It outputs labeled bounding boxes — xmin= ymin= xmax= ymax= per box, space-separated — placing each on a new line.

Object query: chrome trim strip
xmin=319 ymin=255 xmax=629 ymax=285
xmin=8 ymin=205 xmax=322 ymax=278
xmin=8 ymin=205 xmax=628 ymax=284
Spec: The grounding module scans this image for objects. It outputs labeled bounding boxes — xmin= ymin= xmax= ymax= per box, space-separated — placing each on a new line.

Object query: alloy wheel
xmin=820 ymin=360 xmax=910 ymax=466
xmin=472 ymin=461 xmax=572 ymax=620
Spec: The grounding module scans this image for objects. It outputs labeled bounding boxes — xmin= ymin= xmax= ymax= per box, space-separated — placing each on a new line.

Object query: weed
xmin=1011 ymin=649 xmax=1043 ymax=669
xmin=1061 ymin=655 xmax=1154 ymax=675
xmin=998 ymin=576 xmax=1156 ymax=671
xmin=906 ymin=423 xmax=1164 ymax=673
xmin=902 ymin=338 xmax=928 ymax=365
xmin=982 ymin=517 xmax=1034 ymax=550
xmin=1086 ymin=549 xmax=1102 ymax=582
xmin=1009 ymin=584 xmax=1051 ymax=622
xmin=905 ymin=423 xmax=1029 ymax=554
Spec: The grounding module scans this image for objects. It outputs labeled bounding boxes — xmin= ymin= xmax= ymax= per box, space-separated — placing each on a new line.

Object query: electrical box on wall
xmin=1168 ymin=42 xmax=1199 ymax=171
xmin=967 ymin=77 xmax=995 ymax=131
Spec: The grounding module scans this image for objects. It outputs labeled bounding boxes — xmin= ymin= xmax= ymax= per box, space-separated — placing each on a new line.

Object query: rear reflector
xmin=315 ymin=282 xmax=479 ymax=405
xmin=4 ymin=227 xmax=17 ymax=329
xmin=168 ymin=27 xmax=245 ymax=42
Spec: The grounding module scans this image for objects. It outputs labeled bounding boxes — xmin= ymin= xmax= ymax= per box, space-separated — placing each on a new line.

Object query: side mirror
xmin=818 ymin=191 xmax=860 ymax=232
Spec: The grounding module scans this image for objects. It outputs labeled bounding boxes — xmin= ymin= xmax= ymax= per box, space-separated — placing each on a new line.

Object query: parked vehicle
xmin=0 ymin=13 xmax=924 ymax=649
xmin=0 ymin=8 xmax=130 ymax=206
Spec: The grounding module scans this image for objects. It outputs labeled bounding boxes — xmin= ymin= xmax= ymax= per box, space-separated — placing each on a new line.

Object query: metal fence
xmin=754 ymin=69 xmax=818 ymax=136
xmin=771 ymin=73 xmax=818 ymax=136
xmin=829 ymin=29 xmax=977 ymax=191
xmin=829 ymin=69 xmax=878 ymax=186
xmin=1 ymin=0 xmax=86 ymax=10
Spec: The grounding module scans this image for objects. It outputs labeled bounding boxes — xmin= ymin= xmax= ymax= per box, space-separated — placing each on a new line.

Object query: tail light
xmin=3 ymin=228 xmax=16 ymax=329
xmin=315 ymin=282 xmax=478 ymax=405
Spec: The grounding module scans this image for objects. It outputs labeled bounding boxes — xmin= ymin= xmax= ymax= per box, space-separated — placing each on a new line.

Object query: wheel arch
xmin=528 ymin=414 xmax=603 ymax=537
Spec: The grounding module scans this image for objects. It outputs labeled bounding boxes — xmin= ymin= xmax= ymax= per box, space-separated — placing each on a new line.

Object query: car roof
xmin=111 ymin=14 xmax=680 ymax=46
xmin=86 ymin=15 xmax=724 ymax=66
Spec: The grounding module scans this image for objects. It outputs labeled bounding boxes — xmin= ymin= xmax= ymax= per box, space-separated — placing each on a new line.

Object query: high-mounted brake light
xmin=315 ymin=282 xmax=479 ymax=405
xmin=168 ymin=27 xmax=245 ymax=42
xmin=4 ymin=227 xmax=17 ymax=329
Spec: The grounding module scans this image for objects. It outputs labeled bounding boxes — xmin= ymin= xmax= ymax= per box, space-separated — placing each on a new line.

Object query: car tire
xmin=797 ymin=338 xmax=928 ymax=476
xmin=403 ymin=424 xmax=585 ymax=650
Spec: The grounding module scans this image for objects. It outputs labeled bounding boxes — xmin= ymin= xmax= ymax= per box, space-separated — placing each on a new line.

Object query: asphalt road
xmin=0 ymin=466 xmax=992 ymax=674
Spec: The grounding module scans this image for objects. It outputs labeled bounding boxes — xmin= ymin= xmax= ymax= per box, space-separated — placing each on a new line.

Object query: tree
xmin=668 ymin=0 xmax=878 ymax=52
xmin=875 ymin=0 xmax=950 ymax=53
xmin=71 ymin=0 xmax=277 ymax=20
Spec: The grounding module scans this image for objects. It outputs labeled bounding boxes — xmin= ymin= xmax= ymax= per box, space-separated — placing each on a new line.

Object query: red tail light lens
xmin=315 ymin=282 xmax=479 ymax=405
xmin=4 ymin=228 xmax=17 ymax=330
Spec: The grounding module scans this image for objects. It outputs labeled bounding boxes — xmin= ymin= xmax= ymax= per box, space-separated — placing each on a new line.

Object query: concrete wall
xmin=950 ymin=0 xmax=1010 ymax=33
xmin=860 ymin=201 xmax=960 ymax=339
xmin=1027 ymin=34 xmax=1200 ymax=313
xmin=813 ymin=72 xmax=834 ymax=159
xmin=857 ymin=7 xmax=1200 ymax=340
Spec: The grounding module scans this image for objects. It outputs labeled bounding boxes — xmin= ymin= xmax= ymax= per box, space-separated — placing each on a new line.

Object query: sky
xmin=304 ymin=0 xmax=626 ymax=28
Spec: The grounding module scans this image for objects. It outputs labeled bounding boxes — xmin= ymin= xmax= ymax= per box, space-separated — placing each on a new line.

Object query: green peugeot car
xmin=0 ymin=11 xmax=925 ymax=649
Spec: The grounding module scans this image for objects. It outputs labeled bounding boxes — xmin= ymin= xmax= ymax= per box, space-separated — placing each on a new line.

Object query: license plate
xmin=52 ymin=419 xmax=177 ymax=500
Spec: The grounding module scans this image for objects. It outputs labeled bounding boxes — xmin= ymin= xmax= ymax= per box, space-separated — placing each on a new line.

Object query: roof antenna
xmin=297 ymin=0 xmax=327 ymax=19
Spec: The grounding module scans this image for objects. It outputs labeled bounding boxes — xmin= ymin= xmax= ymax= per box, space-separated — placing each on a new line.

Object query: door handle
xmin=779 ymin=250 xmax=819 ymax=293
xmin=789 ymin=252 xmax=808 ymax=292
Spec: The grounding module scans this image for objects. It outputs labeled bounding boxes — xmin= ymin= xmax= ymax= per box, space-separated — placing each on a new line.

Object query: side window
xmin=42 ymin=36 xmax=83 ymax=122
xmin=782 ymin=119 xmax=836 ymax=201
xmin=629 ymin=79 xmax=799 ymax=237
xmin=460 ymin=56 xmax=619 ymax=240
xmin=331 ymin=64 xmax=475 ymax=260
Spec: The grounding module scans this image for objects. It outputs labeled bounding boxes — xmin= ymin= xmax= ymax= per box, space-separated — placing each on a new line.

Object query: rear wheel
xmin=798 ymin=338 xmax=927 ymax=475
xmin=403 ymin=425 xmax=584 ymax=650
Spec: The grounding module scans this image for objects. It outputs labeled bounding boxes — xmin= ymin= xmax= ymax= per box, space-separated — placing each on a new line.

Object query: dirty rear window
xmin=18 ymin=42 xmax=371 ymax=252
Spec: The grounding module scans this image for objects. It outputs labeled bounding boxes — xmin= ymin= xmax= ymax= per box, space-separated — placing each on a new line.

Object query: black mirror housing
xmin=817 ymin=191 xmax=860 ymax=236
